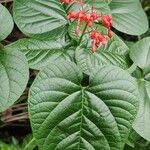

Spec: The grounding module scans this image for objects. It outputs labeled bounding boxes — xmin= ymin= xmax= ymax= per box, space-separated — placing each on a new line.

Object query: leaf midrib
xmin=77 ymin=88 xmax=85 ymax=150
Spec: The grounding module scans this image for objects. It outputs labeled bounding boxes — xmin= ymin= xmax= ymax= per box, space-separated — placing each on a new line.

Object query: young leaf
xmin=13 ymin=0 xmax=68 ymax=39
xmin=6 ymin=38 xmax=72 ymax=70
xmin=0 ymin=4 xmax=14 ymax=41
xmin=0 ymin=48 xmax=29 ymax=112
xmin=29 ymin=60 xmax=138 ymax=150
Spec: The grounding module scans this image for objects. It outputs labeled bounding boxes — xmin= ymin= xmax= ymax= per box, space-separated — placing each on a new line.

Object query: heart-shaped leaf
xmin=0 ymin=48 xmax=29 ymax=112
xmin=0 ymin=4 xmax=14 ymax=41
xmin=13 ymin=0 xmax=68 ymax=39
xmin=6 ymin=38 xmax=72 ymax=70
xmin=29 ymin=60 xmax=138 ymax=150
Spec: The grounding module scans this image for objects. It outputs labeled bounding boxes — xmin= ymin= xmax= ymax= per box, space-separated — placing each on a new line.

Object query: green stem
xmin=79 ymin=23 xmax=88 ymax=45
xmin=127 ymin=63 xmax=137 ymax=74
xmin=65 ymin=40 xmax=77 ymax=49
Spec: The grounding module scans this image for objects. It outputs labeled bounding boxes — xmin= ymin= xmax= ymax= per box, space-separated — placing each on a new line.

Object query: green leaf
xmin=125 ymin=41 xmax=135 ymax=49
xmin=6 ymin=38 xmax=72 ymax=70
xmin=75 ymin=32 xmax=129 ymax=74
xmin=126 ymin=129 xmax=141 ymax=148
xmin=130 ymin=37 xmax=150 ymax=81
xmin=29 ymin=60 xmax=138 ymax=150
xmin=130 ymin=37 xmax=150 ymax=141
xmin=0 ymin=48 xmax=29 ymax=112
xmin=110 ymin=0 xmax=148 ymax=35
xmin=0 ymin=4 xmax=14 ymax=41
xmin=133 ymin=80 xmax=150 ymax=141
xmin=13 ymin=0 xmax=68 ymax=39
xmin=68 ymin=21 xmax=88 ymax=42
xmin=84 ymin=0 xmax=111 ymax=14
xmin=110 ymin=0 xmax=140 ymax=13
xmin=22 ymin=134 xmax=37 ymax=150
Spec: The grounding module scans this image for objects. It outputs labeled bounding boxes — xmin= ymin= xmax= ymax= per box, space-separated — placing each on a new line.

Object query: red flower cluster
xmin=67 ymin=7 xmax=99 ymax=34
xmin=90 ymin=30 xmax=109 ymax=53
xmin=60 ymin=0 xmax=113 ymax=53
xmin=102 ymin=15 xmax=113 ymax=38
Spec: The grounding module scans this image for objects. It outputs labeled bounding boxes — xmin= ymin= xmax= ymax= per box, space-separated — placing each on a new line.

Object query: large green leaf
xmin=0 ymin=4 xmax=14 ymax=41
xmin=110 ymin=0 xmax=148 ymax=35
xmin=13 ymin=0 xmax=67 ymax=39
xmin=6 ymin=38 xmax=72 ymax=70
xmin=130 ymin=37 xmax=150 ymax=81
xmin=133 ymin=80 xmax=150 ymax=141
xmin=0 ymin=48 xmax=29 ymax=112
xmin=29 ymin=60 xmax=138 ymax=150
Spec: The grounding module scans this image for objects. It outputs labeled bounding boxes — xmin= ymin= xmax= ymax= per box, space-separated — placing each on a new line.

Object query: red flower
xmin=66 ymin=11 xmax=77 ymax=19
xmin=86 ymin=7 xmax=99 ymax=27
xmin=101 ymin=15 xmax=113 ymax=38
xmin=67 ymin=10 xmax=87 ymax=34
xmin=108 ymin=30 xmax=112 ymax=38
xmin=101 ymin=15 xmax=112 ymax=29
xmin=90 ymin=30 xmax=109 ymax=53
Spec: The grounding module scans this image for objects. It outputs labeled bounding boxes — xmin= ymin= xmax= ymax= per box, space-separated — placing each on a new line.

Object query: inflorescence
xmin=60 ymin=0 xmax=113 ymax=53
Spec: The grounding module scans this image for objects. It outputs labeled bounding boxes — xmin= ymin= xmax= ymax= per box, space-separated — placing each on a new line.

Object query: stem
xmin=127 ymin=63 xmax=137 ymax=74
xmin=79 ymin=23 xmax=88 ymax=45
